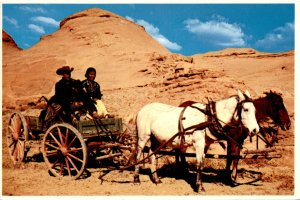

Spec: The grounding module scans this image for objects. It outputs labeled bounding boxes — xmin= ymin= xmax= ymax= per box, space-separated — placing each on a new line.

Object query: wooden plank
xmin=95 ymin=153 xmax=122 ymax=161
xmin=77 ymin=118 xmax=123 ymax=136
xmin=144 ymin=148 xmax=280 ymax=160
xmin=242 ymin=148 xmax=276 ymax=155
xmin=26 ymin=116 xmax=43 ymax=131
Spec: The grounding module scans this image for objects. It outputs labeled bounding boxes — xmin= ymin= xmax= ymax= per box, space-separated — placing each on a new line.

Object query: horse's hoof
xmin=133 ymin=176 xmax=141 ymax=184
xmin=229 ymin=180 xmax=239 ymax=187
xmin=154 ymin=179 xmax=162 ymax=184
xmin=195 ymin=184 xmax=205 ymax=193
xmin=196 ymin=187 xmax=205 ymax=193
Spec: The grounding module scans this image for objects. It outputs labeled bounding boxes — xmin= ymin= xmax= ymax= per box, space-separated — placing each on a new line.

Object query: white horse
xmin=133 ymin=90 xmax=259 ymax=192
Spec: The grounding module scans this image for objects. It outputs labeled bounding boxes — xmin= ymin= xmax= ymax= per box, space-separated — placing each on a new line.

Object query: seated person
xmin=82 ymin=67 xmax=113 ymax=118
xmin=50 ymin=66 xmax=88 ymax=123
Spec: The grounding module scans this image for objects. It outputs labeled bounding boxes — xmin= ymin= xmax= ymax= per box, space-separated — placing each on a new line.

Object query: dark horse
xmin=178 ymin=90 xmax=290 ymax=185
xmin=253 ymin=91 xmax=291 ymax=142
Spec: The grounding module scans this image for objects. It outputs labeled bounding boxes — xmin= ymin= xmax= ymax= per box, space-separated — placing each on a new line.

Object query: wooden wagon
xmin=6 ymin=106 xmax=136 ymax=179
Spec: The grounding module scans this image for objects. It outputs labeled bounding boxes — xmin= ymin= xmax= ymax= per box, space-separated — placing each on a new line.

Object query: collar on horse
xmin=178 ymin=96 xmax=254 ymax=149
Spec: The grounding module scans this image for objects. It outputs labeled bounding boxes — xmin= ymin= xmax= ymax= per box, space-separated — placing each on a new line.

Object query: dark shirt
xmin=82 ymin=79 xmax=102 ymax=100
xmin=54 ymin=78 xmax=83 ymax=106
xmin=49 ymin=78 xmax=97 ymax=121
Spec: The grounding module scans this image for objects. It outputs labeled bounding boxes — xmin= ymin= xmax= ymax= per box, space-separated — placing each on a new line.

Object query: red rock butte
xmin=2 ymin=8 xmax=294 ymax=115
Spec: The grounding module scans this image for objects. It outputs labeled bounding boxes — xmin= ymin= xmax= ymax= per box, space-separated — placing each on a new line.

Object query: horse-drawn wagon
xmin=6 ymin=97 xmax=136 ymax=179
xmin=6 ymin=90 xmax=290 ymax=192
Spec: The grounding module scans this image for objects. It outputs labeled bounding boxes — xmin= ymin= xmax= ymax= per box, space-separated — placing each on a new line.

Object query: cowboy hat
xmin=56 ymin=66 xmax=74 ymax=75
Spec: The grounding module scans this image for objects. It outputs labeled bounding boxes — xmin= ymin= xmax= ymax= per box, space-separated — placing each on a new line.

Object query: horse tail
xmin=125 ymin=112 xmax=138 ymax=150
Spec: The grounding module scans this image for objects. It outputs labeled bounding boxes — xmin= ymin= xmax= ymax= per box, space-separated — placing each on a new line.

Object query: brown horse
xmin=178 ymin=90 xmax=290 ymax=185
xmin=254 ymin=91 xmax=290 ymax=131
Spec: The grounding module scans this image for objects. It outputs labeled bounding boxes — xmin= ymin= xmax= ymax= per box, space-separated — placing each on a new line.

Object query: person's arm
xmin=95 ymin=82 xmax=103 ymax=100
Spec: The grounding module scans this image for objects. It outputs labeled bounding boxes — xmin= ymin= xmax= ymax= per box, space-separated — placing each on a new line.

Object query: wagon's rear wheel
xmin=42 ymin=123 xmax=87 ymax=179
xmin=6 ymin=111 xmax=29 ymax=163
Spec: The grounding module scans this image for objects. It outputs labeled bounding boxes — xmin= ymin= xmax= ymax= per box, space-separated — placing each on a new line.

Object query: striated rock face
xmin=3 ymin=30 xmax=20 ymax=46
xmin=2 ymin=8 xmax=172 ymax=105
xmin=59 ymin=8 xmax=122 ymax=28
xmin=2 ymin=30 xmax=21 ymax=58
xmin=201 ymin=48 xmax=294 ymax=58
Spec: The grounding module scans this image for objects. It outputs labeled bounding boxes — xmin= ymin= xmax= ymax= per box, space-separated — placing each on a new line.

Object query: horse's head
xmin=265 ymin=91 xmax=291 ymax=130
xmin=234 ymin=90 xmax=260 ymax=135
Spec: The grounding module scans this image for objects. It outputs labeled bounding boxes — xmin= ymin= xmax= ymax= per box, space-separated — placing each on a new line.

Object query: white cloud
xmin=184 ymin=18 xmax=246 ymax=47
xmin=23 ymin=43 xmax=30 ymax=48
xmin=28 ymin=24 xmax=45 ymax=34
xmin=4 ymin=16 xmax=19 ymax=28
xmin=125 ymin=16 xmax=134 ymax=22
xmin=31 ymin=16 xmax=60 ymax=27
xmin=135 ymin=19 xmax=182 ymax=51
xmin=255 ymin=22 xmax=294 ymax=51
xmin=19 ymin=6 xmax=46 ymax=13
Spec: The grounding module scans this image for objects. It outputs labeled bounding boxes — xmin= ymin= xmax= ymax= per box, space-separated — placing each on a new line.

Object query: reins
xmin=178 ymin=97 xmax=253 ymax=150
xmin=119 ymin=98 xmax=252 ymax=171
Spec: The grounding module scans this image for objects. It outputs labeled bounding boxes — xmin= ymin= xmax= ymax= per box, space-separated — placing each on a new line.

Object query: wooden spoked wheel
xmin=42 ymin=123 xmax=87 ymax=179
xmin=110 ymin=123 xmax=136 ymax=166
xmin=6 ymin=111 xmax=28 ymax=163
xmin=93 ymin=123 xmax=136 ymax=167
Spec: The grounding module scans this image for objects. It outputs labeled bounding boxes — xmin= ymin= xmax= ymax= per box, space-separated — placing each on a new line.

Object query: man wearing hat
xmin=51 ymin=66 xmax=83 ymax=123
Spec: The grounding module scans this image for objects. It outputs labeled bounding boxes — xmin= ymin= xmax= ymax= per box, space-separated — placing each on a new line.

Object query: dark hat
xmin=56 ymin=66 xmax=74 ymax=75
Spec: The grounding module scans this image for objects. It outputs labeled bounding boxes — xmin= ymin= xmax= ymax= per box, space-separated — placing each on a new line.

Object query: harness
xmin=178 ymin=97 xmax=253 ymax=150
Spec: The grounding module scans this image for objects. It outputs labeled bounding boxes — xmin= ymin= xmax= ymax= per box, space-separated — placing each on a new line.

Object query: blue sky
xmin=2 ymin=4 xmax=295 ymax=55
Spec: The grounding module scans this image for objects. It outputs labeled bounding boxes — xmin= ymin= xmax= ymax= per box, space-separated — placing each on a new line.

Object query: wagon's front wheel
xmin=42 ymin=123 xmax=87 ymax=179
xmin=114 ymin=123 xmax=136 ymax=166
xmin=6 ymin=111 xmax=28 ymax=163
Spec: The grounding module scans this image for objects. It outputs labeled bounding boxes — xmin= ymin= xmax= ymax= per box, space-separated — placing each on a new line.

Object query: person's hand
xmin=73 ymin=101 xmax=83 ymax=107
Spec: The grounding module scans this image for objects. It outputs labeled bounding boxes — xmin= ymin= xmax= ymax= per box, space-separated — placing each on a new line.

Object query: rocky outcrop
xmin=201 ymin=48 xmax=294 ymax=58
xmin=3 ymin=30 xmax=20 ymax=48
xmin=60 ymin=8 xmax=122 ymax=28
xmin=2 ymin=8 xmax=170 ymax=105
xmin=2 ymin=30 xmax=21 ymax=53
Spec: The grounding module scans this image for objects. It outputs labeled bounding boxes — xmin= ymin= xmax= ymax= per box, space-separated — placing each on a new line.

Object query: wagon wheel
xmin=42 ymin=123 xmax=87 ymax=179
xmin=103 ymin=123 xmax=136 ymax=167
xmin=6 ymin=111 xmax=29 ymax=163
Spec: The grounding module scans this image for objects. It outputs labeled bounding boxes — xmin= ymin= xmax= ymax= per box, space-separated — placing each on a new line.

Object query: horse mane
xmin=264 ymin=90 xmax=283 ymax=102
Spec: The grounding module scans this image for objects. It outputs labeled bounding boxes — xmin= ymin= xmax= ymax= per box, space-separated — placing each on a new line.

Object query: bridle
xmin=178 ymin=96 xmax=255 ymax=149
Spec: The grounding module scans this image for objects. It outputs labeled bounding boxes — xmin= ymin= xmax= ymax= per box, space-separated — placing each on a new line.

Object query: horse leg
xmin=226 ymin=141 xmax=240 ymax=186
xmin=134 ymin=135 xmax=150 ymax=184
xmin=226 ymin=141 xmax=232 ymax=179
xmin=175 ymin=149 xmax=180 ymax=166
xmin=230 ymin=147 xmax=240 ymax=185
xmin=148 ymin=147 xmax=162 ymax=184
xmin=174 ymin=148 xmax=188 ymax=178
xmin=193 ymin=131 xmax=206 ymax=192
xmin=180 ymin=147 xmax=188 ymax=170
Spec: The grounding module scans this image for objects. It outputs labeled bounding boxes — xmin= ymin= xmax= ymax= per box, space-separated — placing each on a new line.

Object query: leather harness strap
xmin=178 ymin=106 xmax=188 ymax=147
xmin=207 ymin=101 xmax=228 ymax=140
xmin=178 ymin=104 xmax=214 ymax=149
xmin=177 ymin=97 xmax=252 ymax=149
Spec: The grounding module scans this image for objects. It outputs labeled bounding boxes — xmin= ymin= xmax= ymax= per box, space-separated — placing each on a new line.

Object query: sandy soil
xmin=1 ymin=84 xmax=295 ymax=196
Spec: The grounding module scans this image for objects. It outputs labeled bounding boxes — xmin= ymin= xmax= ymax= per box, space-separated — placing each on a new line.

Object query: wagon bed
xmin=6 ymin=109 xmax=135 ymax=179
